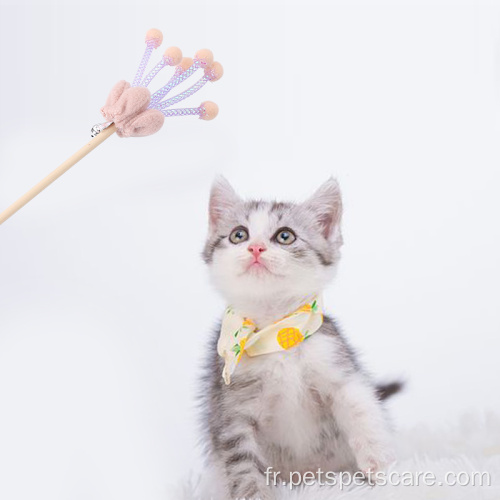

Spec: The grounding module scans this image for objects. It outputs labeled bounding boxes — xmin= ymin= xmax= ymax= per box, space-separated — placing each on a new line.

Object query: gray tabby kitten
xmin=200 ymin=177 xmax=400 ymax=500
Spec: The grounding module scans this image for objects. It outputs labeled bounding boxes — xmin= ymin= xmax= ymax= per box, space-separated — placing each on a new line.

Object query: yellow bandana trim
xmin=217 ymin=296 xmax=324 ymax=385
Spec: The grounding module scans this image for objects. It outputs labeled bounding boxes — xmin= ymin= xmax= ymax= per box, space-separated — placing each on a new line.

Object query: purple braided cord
xmin=150 ymin=62 xmax=200 ymax=105
xmin=162 ymin=107 xmax=202 ymax=117
xmin=156 ymin=76 xmax=209 ymax=110
xmin=132 ymin=43 xmax=155 ymax=87
xmin=141 ymin=58 xmax=166 ymax=87
xmin=147 ymin=67 xmax=181 ymax=107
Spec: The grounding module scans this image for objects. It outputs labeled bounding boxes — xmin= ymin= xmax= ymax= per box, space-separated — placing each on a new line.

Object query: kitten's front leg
xmin=332 ymin=376 xmax=395 ymax=474
xmin=215 ymin=412 xmax=273 ymax=500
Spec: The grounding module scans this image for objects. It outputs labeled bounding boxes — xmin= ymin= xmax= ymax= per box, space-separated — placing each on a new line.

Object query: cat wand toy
xmin=0 ymin=28 xmax=222 ymax=226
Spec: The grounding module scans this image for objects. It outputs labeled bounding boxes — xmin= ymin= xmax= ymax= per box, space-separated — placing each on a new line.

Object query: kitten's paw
xmin=359 ymin=458 xmax=384 ymax=476
xmin=352 ymin=440 xmax=396 ymax=475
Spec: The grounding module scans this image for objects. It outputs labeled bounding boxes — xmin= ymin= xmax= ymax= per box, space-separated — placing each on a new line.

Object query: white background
xmin=0 ymin=0 xmax=499 ymax=499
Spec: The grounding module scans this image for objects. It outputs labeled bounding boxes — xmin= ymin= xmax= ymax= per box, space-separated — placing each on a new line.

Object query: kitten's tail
xmin=376 ymin=381 xmax=404 ymax=401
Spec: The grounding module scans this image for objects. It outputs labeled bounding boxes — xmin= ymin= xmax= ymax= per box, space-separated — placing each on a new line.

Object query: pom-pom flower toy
xmin=0 ymin=28 xmax=223 ymax=225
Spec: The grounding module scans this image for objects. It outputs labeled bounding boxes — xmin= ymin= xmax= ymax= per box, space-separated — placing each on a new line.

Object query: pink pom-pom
xmin=194 ymin=49 xmax=214 ymax=68
xmin=163 ymin=46 xmax=182 ymax=66
xmin=145 ymin=28 xmax=163 ymax=48
xmin=178 ymin=57 xmax=194 ymax=73
xmin=204 ymin=62 xmax=223 ymax=82
xmin=199 ymin=101 xmax=219 ymax=121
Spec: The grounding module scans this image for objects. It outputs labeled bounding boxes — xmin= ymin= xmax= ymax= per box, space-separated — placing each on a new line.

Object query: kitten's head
xmin=203 ymin=177 xmax=343 ymax=305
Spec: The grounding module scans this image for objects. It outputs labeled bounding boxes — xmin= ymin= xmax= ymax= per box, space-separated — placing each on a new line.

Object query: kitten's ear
xmin=208 ymin=176 xmax=242 ymax=230
xmin=304 ymin=178 xmax=343 ymax=241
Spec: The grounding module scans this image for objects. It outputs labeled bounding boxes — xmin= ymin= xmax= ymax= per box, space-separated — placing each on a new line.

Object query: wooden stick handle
xmin=0 ymin=123 xmax=117 ymax=226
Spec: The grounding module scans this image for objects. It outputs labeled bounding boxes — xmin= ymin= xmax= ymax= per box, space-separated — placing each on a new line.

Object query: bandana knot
xmin=217 ymin=297 xmax=324 ymax=384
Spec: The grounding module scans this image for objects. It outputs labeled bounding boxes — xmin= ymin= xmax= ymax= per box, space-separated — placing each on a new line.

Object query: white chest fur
xmin=234 ymin=332 xmax=351 ymax=467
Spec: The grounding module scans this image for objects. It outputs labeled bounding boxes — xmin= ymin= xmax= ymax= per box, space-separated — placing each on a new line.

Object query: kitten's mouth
xmin=238 ymin=257 xmax=285 ymax=277
xmin=244 ymin=259 xmax=272 ymax=275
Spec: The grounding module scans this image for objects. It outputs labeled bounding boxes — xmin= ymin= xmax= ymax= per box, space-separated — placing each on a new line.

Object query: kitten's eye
xmin=274 ymin=228 xmax=296 ymax=245
xmin=229 ymin=226 xmax=249 ymax=244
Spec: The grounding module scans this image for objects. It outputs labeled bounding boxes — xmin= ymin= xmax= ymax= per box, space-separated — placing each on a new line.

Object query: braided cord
xmin=150 ymin=63 xmax=200 ymax=105
xmin=141 ymin=59 xmax=166 ymax=87
xmin=132 ymin=43 xmax=155 ymax=87
xmin=162 ymin=107 xmax=202 ymax=117
xmin=156 ymin=76 xmax=209 ymax=110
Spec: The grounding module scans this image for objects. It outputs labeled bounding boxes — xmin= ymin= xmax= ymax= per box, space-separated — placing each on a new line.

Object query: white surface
xmin=0 ymin=1 xmax=499 ymax=499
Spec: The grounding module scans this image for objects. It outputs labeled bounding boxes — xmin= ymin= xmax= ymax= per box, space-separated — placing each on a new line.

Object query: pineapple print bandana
xmin=217 ymin=297 xmax=324 ymax=385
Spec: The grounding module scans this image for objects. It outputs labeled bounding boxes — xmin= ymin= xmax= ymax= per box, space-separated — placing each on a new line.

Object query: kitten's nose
xmin=248 ymin=244 xmax=267 ymax=258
